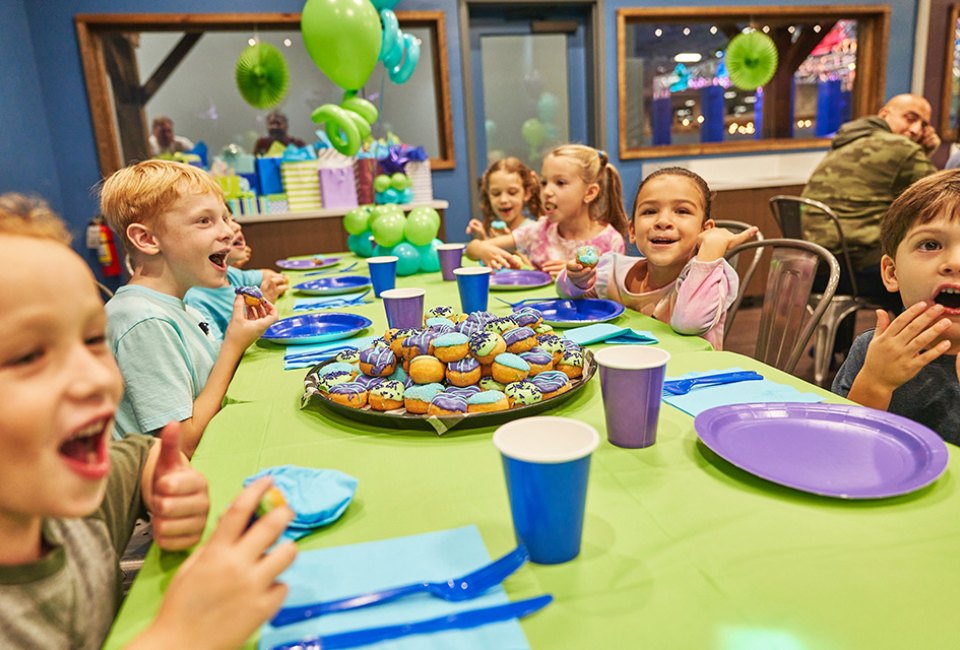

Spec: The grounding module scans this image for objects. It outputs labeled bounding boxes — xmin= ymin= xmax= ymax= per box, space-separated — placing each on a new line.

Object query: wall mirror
xmin=617 ymin=6 xmax=889 ymax=159
xmin=76 ymin=12 xmax=454 ymax=177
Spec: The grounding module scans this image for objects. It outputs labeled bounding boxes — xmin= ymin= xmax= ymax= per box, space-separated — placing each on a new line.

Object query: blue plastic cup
xmin=367 ymin=256 xmax=398 ymax=298
xmin=454 ymin=266 xmax=492 ymax=313
xmin=493 ymin=416 xmax=599 ymax=564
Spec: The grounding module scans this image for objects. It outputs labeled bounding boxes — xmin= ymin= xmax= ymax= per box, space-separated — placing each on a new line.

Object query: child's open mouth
xmin=209 ymin=251 xmax=228 ymax=271
xmin=649 ymin=237 xmax=678 ymax=247
xmin=933 ymin=286 xmax=960 ymax=313
xmin=58 ymin=417 xmax=111 ymax=479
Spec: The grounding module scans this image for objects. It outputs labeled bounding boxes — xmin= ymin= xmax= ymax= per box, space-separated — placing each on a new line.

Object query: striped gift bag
xmin=280 ymin=160 xmax=322 ymax=212
xmin=405 ymin=160 xmax=433 ymax=204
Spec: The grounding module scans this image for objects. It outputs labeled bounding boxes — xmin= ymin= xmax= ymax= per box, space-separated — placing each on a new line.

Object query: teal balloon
xmin=371 ymin=212 xmax=406 ymax=247
xmin=301 ymin=0 xmax=382 ymax=91
xmin=408 ymin=206 xmax=440 ymax=231
xmin=373 ymin=243 xmax=395 ymax=257
xmin=348 ymin=231 xmax=376 ymax=257
xmin=537 ymin=92 xmax=560 ymax=123
xmin=393 ymin=242 xmax=421 ymax=276
xmin=416 ymin=238 xmax=441 ymax=272
xmin=521 ymin=118 xmax=547 ymax=148
xmin=485 ymin=119 xmax=497 ymax=145
xmin=371 ymin=0 xmax=400 ymax=9
xmin=343 ymin=206 xmax=371 ymax=235
xmin=403 ymin=210 xmax=438 ymax=246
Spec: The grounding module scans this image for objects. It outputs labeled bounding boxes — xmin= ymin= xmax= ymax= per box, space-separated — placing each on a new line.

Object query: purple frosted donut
xmin=359 ymin=347 xmax=397 ymax=376
xmin=531 ymin=370 xmax=570 ymax=396
xmin=448 ymin=356 xmax=480 ymax=373
xmin=503 ymin=326 xmax=536 ymax=347
xmin=355 ymin=374 xmax=386 ymax=389
xmin=520 ymin=347 xmax=553 ymax=369
xmin=456 ymin=319 xmax=485 ymax=337
xmin=428 ymin=392 xmax=468 ymax=415
xmin=235 ymin=285 xmax=266 ymax=306
xmin=444 ymin=385 xmax=481 ymax=398
xmin=402 ymin=330 xmax=437 ymax=358
xmin=511 ymin=308 xmax=542 ymax=328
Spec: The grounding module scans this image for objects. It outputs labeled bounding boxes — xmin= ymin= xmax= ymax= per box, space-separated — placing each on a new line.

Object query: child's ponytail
xmin=594 ymin=152 xmax=629 ymax=240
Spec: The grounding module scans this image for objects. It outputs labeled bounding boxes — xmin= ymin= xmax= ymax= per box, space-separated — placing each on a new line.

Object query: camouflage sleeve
xmin=892 ymin=149 xmax=937 ymax=196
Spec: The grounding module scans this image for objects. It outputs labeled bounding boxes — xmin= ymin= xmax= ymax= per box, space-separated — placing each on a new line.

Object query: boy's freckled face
xmin=630 ymin=175 xmax=708 ymax=269
xmin=0 ymin=238 xmax=124 ymax=522
xmin=884 ymin=213 xmax=960 ymax=343
xmin=154 ymin=191 xmax=234 ymax=292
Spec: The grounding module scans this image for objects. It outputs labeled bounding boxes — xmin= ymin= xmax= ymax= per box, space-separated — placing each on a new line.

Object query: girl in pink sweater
xmin=556 ymin=167 xmax=757 ymax=349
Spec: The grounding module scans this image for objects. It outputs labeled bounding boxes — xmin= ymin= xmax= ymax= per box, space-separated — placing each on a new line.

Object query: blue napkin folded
xmin=562 ymin=322 xmax=659 ymax=346
xmin=244 ymin=466 xmax=358 ymax=541
xmin=662 ymin=367 xmax=824 ymax=417
xmin=293 ymin=292 xmax=369 ymax=312
xmin=283 ymin=335 xmax=378 ymax=371
xmin=257 ymin=525 xmax=530 ymax=650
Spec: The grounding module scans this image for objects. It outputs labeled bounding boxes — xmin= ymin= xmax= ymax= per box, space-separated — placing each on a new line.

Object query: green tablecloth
xmin=106 ymin=256 xmax=960 ymax=649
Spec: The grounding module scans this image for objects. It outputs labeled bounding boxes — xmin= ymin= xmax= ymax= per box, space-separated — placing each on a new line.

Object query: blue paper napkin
xmin=244 ymin=466 xmax=358 ymax=541
xmin=257 ymin=525 xmax=530 ymax=650
xmin=562 ymin=322 xmax=659 ymax=346
xmin=283 ymin=335 xmax=378 ymax=371
xmin=293 ymin=292 xmax=369 ymax=312
xmin=662 ymin=367 xmax=825 ymax=417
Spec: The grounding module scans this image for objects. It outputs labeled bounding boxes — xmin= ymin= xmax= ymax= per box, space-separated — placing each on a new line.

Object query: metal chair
xmin=96 ymin=281 xmax=114 ymax=300
xmin=714 ymin=219 xmax=764 ymax=345
xmin=769 ymin=195 xmax=878 ymax=385
xmin=724 ymin=238 xmax=840 ymax=375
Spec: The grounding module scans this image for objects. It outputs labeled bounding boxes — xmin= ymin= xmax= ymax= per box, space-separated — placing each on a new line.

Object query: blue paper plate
xmin=294 ymin=275 xmax=372 ymax=296
xmin=490 ymin=269 xmax=553 ymax=291
xmin=276 ymin=256 xmax=340 ymax=270
xmin=520 ymin=298 xmax=625 ymax=327
xmin=263 ymin=312 xmax=373 ymax=345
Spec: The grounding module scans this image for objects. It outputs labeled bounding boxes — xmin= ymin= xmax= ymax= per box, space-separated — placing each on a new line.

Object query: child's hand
xmin=224 ymin=294 xmax=278 ymax=350
xmin=260 ymin=270 xmax=288 ymax=301
xmin=696 ymin=226 xmax=759 ymax=262
xmin=466 ymin=219 xmax=487 ymax=240
xmin=477 ymin=242 xmax=522 ymax=271
xmin=855 ymin=303 xmax=952 ymax=397
xmin=147 ymin=422 xmax=210 ymax=551
xmin=540 ymin=259 xmax=567 ymax=278
xmin=565 ymin=259 xmax=596 ymax=289
xmin=138 ymin=477 xmax=296 ymax=650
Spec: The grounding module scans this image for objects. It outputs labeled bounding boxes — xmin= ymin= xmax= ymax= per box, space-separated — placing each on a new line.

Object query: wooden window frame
xmin=616 ymin=5 xmax=890 ymax=160
xmin=75 ymin=12 xmax=455 ymax=177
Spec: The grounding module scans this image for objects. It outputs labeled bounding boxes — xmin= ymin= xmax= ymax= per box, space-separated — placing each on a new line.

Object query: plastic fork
xmin=270 ymin=545 xmax=530 ymax=627
xmin=494 ymin=296 xmax=554 ymax=309
xmin=304 ymin=262 xmax=360 ymax=277
xmin=662 ymin=371 xmax=763 ymax=396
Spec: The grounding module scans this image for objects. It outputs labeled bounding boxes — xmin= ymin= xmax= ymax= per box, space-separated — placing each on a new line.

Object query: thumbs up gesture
xmin=146 ymin=421 xmax=211 ymax=551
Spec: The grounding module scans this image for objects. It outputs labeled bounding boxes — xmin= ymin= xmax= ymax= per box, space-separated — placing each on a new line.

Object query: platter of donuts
xmin=301 ymin=305 xmax=596 ymax=433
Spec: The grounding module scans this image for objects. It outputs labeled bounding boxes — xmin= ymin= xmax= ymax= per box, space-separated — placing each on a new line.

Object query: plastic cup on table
xmin=380 ymin=288 xmax=425 ymax=329
xmin=453 ymin=266 xmax=492 ymax=313
xmin=436 ymin=243 xmax=465 ymax=281
xmin=367 ymin=255 xmax=398 ymax=298
xmin=593 ymin=346 xmax=671 ymax=448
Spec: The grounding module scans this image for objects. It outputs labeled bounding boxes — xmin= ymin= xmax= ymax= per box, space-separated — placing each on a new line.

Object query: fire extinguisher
xmin=87 ymin=216 xmax=121 ymax=277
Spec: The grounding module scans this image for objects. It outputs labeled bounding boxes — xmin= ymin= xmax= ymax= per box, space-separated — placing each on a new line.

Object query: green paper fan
xmin=236 ymin=43 xmax=290 ymax=109
xmin=725 ymin=31 xmax=779 ymax=91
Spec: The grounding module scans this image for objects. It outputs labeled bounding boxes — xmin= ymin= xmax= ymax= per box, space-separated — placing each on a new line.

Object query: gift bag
xmin=406 ymin=160 xmax=434 ymax=204
xmin=256 ymin=158 xmax=284 ymax=195
xmin=281 ymin=160 xmax=322 ymax=212
xmin=355 ymin=158 xmax=376 ymax=205
xmin=318 ymin=167 xmax=358 ymax=210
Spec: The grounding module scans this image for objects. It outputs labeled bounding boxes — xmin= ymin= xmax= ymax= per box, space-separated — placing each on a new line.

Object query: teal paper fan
xmin=725 ymin=31 xmax=779 ymax=91
xmin=236 ymin=42 xmax=290 ymax=109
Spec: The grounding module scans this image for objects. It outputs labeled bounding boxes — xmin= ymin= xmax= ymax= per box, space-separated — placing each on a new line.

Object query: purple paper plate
xmin=490 ymin=269 xmax=553 ymax=291
xmin=276 ymin=257 xmax=340 ymax=270
xmin=694 ymin=403 xmax=949 ymax=499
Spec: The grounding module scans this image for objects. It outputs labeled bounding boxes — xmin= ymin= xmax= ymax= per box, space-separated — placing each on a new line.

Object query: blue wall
xmin=3 ymin=0 xmax=920 ymax=262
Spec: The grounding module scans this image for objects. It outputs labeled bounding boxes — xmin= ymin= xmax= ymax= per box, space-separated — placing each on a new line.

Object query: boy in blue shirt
xmin=833 ymin=169 xmax=960 ymax=444
xmin=0 ymin=194 xmax=296 ymax=648
xmin=100 ymin=161 xmax=277 ymax=456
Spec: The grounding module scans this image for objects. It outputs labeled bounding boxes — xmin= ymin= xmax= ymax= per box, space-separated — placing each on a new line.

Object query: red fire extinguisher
xmin=88 ymin=216 xmax=121 ymax=277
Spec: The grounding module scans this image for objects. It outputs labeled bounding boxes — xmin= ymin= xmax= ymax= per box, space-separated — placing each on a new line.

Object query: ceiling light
xmin=654 ymin=28 xmax=663 ymax=38
xmin=248 ymin=37 xmax=257 ymax=46
xmin=683 ymin=27 xmax=691 ymax=36
xmin=710 ymin=25 xmax=718 ymax=35
xmin=674 ymin=52 xmax=702 ymax=63
xmin=283 ymin=38 xmax=292 ymax=47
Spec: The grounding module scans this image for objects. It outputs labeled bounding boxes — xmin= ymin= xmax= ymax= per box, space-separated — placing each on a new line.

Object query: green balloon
xmin=393 ymin=242 xmax=421 ymax=276
xmin=301 ymin=0 xmax=382 ymax=90
xmin=404 ymin=210 xmax=438 ymax=246
xmin=521 ymin=118 xmax=547 ymax=148
xmin=371 ymin=212 xmax=406 ymax=247
xmin=416 ymin=238 xmax=441 ymax=272
xmin=343 ymin=206 xmax=371 ymax=235
xmin=373 ymin=174 xmax=392 ymax=193
xmin=408 ymin=206 xmax=440 ymax=231
xmin=390 ymin=173 xmax=411 ymax=190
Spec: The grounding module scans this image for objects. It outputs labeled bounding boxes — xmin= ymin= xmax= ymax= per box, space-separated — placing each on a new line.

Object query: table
xmin=106 ymin=255 xmax=960 ymax=649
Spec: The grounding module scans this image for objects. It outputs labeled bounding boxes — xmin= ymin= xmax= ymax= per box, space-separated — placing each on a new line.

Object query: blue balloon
xmin=379 ymin=10 xmax=402 ymax=65
xmin=397 ymin=187 xmax=414 ymax=204
xmin=372 ymin=243 xmax=395 ymax=258
xmin=348 ymin=231 xmax=377 ymax=258
xmin=376 ymin=188 xmax=401 ymax=204
xmin=416 ymin=238 xmax=441 ymax=272
xmin=371 ymin=0 xmax=400 ymax=9
xmin=393 ymin=241 xmax=421 ymax=276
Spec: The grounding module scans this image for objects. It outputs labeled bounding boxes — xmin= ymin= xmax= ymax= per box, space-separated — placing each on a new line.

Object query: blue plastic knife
xmin=268 ymin=594 xmax=552 ymax=650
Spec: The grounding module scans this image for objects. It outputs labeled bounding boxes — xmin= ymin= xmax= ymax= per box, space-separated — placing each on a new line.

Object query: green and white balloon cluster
xmin=344 ymin=205 xmax=443 ymax=275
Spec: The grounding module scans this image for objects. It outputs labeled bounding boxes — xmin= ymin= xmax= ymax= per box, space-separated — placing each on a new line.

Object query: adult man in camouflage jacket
xmin=802 ymin=94 xmax=939 ymax=275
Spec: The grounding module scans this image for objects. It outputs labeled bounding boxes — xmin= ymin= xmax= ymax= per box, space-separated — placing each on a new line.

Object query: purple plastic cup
xmin=593 ymin=346 xmax=671 ymax=448
xmin=380 ymin=288 xmax=425 ymax=329
xmin=437 ymin=243 xmax=465 ymax=281
xmin=367 ymin=255 xmax=398 ymax=298
xmin=454 ymin=266 xmax=492 ymax=313
xmin=493 ymin=417 xmax=599 ymax=564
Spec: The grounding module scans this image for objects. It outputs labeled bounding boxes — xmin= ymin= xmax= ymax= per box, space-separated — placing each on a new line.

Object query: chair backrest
xmin=725 ymin=238 xmax=840 ymax=374
xmin=768 ymin=195 xmax=859 ymax=296
xmin=96 ymin=281 xmax=114 ymax=300
xmin=714 ymin=219 xmax=763 ymax=342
